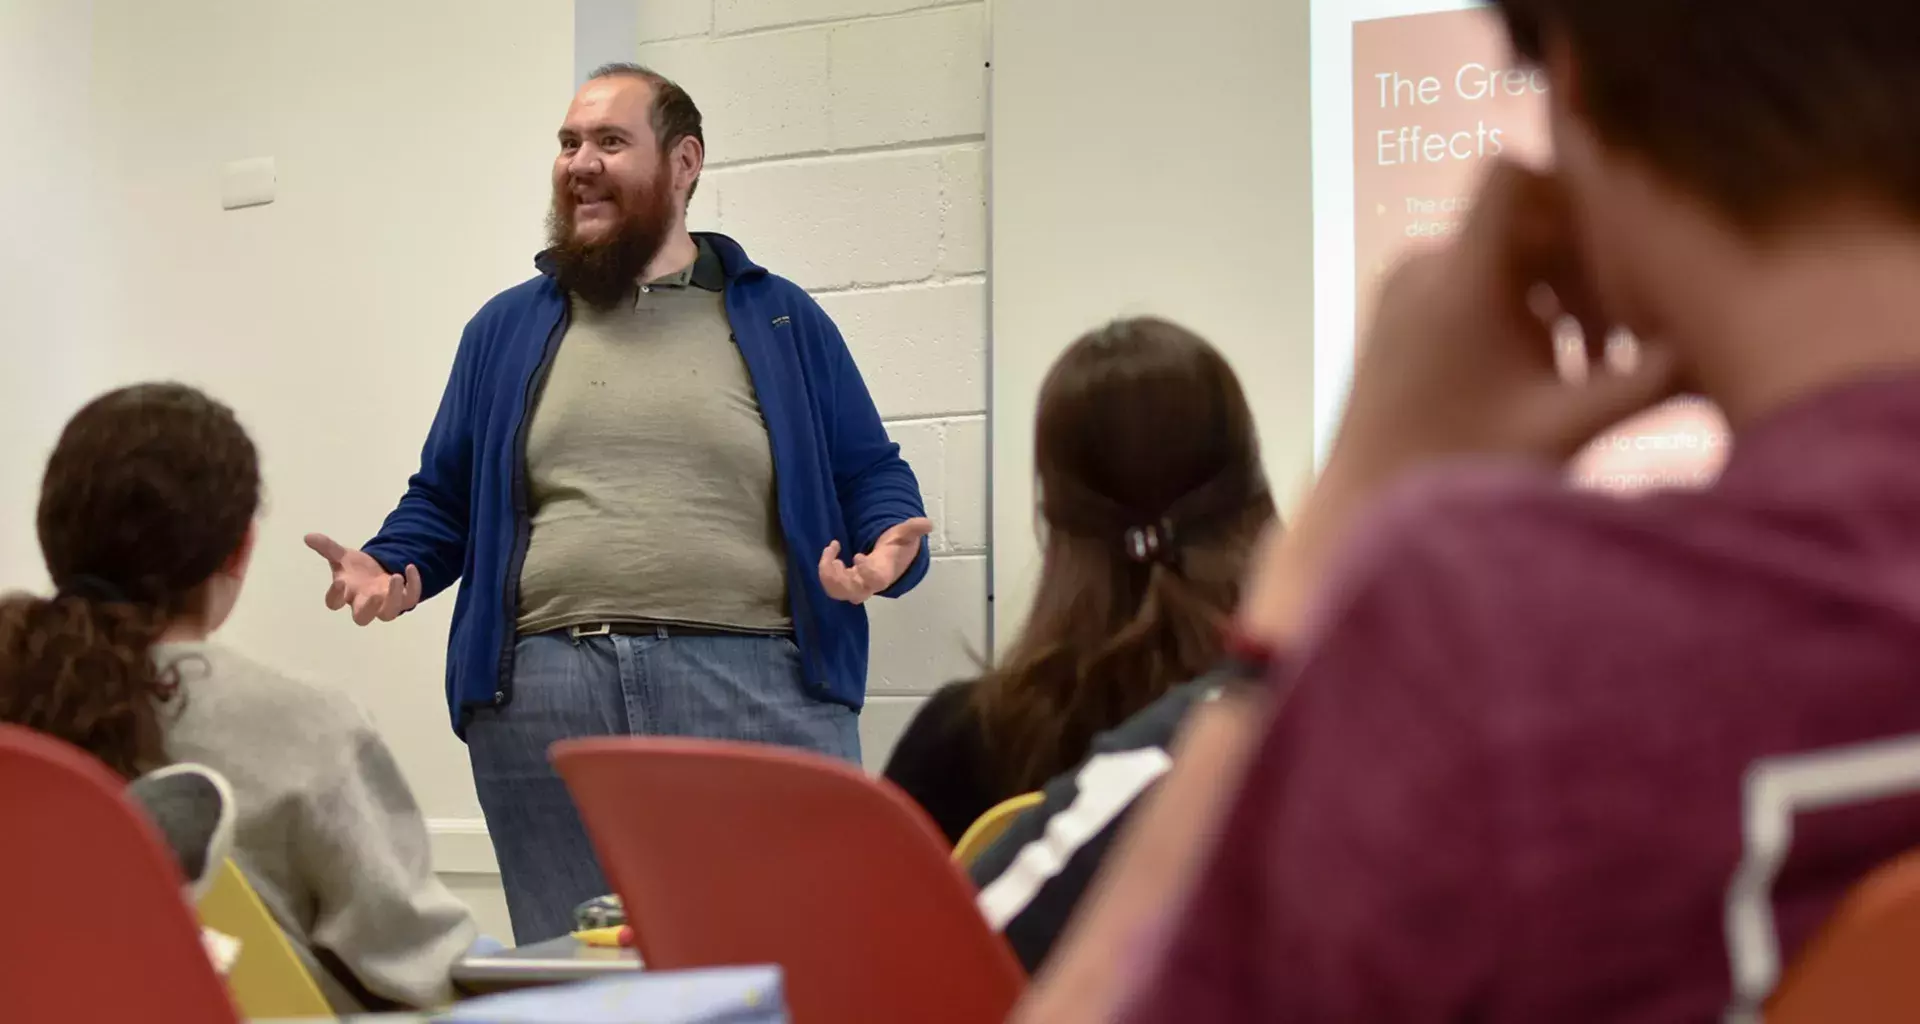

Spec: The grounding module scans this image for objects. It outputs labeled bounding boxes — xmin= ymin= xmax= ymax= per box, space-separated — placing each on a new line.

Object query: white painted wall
xmin=989 ymin=0 xmax=1317 ymax=641
xmin=70 ymin=0 xmax=575 ymax=940
xmin=0 ymin=0 xmax=112 ymax=592
xmin=628 ymin=0 xmax=992 ymax=763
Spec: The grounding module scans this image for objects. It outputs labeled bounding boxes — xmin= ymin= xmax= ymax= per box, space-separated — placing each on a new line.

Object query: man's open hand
xmin=818 ymin=518 xmax=933 ymax=605
xmin=305 ymin=533 xmax=422 ymax=625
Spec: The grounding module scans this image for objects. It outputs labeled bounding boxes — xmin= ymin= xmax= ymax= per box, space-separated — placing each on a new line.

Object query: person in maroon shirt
xmin=1012 ymin=1 xmax=1920 ymax=1022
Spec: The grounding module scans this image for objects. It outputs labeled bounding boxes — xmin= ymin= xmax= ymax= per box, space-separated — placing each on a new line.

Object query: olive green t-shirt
xmin=515 ymin=239 xmax=791 ymax=634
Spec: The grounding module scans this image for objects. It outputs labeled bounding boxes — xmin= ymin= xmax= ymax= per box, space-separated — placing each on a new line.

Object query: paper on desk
xmin=435 ymin=965 xmax=785 ymax=1024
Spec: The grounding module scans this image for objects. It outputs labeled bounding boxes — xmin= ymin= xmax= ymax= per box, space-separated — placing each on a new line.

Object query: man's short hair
xmin=588 ymin=61 xmax=705 ymax=200
xmin=1492 ymin=0 xmax=1920 ymax=228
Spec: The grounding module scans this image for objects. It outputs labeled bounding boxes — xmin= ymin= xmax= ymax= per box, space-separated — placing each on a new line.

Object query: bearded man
xmin=304 ymin=63 xmax=933 ymax=941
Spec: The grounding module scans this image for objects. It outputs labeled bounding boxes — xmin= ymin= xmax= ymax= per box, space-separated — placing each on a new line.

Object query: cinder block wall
xmin=633 ymin=0 xmax=990 ymax=768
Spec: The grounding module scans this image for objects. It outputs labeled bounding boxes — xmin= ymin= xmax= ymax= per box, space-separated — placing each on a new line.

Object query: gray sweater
xmin=156 ymin=642 xmax=477 ymax=1011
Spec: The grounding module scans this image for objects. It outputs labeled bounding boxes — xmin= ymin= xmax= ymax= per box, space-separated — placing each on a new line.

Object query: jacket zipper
xmin=491 ymin=300 xmax=572 ymax=708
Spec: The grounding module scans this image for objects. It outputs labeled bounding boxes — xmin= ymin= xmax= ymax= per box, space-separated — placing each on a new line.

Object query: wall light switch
xmin=221 ymin=157 xmax=276 ymax=210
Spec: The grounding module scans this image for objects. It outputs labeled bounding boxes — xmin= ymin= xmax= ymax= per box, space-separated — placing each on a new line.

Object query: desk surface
xmin=451 ymin=934 xmax=643 ymax=992
xmin=253 ymin=938 xmax=645 ymax=1018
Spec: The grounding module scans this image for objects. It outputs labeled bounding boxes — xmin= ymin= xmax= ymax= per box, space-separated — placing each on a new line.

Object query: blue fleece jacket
xmin=362 ymin=233 xmax=930 ymax=733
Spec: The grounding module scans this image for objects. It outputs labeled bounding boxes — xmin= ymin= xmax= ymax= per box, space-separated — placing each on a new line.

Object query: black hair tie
xmin=56 ymin=574 xmax=131 ymax=604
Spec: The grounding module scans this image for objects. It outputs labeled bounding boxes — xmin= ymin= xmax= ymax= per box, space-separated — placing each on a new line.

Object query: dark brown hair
xmin=975 ymin=318 xmax=1276 ymax=793
xmin=1492 ymin=0 xmax=1920 ymax=226
xmin=0 ymin=384 xmax=260 ymax=779
xmin=588 ymin=61 xmax=705 ymax=201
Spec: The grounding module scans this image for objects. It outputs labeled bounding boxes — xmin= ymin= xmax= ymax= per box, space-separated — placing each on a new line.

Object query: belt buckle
xmin=571 ymin=623 xmax=613 ymax=639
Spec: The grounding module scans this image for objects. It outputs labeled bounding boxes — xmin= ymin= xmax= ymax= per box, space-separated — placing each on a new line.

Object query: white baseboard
xmin=427 ymin=817 xmax=499 ymax=876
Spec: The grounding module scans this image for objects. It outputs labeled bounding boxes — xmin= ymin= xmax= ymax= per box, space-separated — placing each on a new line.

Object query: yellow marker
xmin=571 ymin=925 xmax=627 ymax=948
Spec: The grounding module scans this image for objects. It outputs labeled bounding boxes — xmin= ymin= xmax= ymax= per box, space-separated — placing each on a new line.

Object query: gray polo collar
xmin=646 ymin=235 xmax=725 ymax=293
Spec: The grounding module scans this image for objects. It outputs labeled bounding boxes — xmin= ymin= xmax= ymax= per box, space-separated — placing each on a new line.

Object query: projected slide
xmin=1310 ymin=0 xmax=1727 ymax=491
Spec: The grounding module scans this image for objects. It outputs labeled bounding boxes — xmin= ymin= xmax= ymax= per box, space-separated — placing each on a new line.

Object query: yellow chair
xmin=952 ymin=792 xmax=1044 ymax=868
xmin=197 ymin=859 xmax=332 ymax=1019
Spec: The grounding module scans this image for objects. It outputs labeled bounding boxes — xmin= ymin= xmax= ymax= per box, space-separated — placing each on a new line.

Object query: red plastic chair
xmin=0 ymin=725 xmax=239 ymax=1024
xmin=553 ymin=737 xmax=1025 ymax=1024
xmin=1768 ymin=847 xmax=1920 ymax=1023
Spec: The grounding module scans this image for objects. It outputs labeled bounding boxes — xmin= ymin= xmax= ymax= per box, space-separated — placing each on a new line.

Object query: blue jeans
xmin=465 ymin=628 xmax=860 ymax=942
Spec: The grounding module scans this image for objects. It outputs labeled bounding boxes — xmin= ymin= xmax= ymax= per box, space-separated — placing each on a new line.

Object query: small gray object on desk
xmin=451 ymin=935 xmax=643 ymax=995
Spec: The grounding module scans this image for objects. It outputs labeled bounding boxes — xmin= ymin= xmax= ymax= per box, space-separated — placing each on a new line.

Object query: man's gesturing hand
xmin=818 ymin=517 xmax=934 ymax=605
xmin=304 ymin=533 xmax=422 ymax=626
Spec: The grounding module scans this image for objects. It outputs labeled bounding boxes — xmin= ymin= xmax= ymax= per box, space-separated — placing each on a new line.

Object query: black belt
xmin=563 ymin=622 xmax=790 ymax=640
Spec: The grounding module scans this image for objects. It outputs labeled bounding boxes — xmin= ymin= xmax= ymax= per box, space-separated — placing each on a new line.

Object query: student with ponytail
xmin=883 ymin=318 xmax=1275 ymax=843
xmin=0 ymin=384 xmax=476 ymax=1012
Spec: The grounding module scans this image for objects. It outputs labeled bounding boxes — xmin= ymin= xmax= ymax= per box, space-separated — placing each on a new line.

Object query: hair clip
xmin=1123 ymin=519 xmax=1175 ymax=564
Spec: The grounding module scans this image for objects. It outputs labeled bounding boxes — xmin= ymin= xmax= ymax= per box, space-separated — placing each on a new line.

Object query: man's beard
xmin=545 ymin=173 xmax=676 ymax=312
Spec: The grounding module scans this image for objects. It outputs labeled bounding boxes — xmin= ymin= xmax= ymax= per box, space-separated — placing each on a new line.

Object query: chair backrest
xmin=553 ymin=737 xmax=1025 ymax=1024
xmin=953 ymin=791 xmax=1045 ymax=867
xmin=0 ymin=724 xmax=240 ymax=1024
xmin=198 ymin=859 xmax=333 ymax=1018
xmin=1768 ymin=847 xmax=1920 ymax=1024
